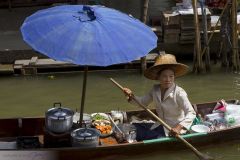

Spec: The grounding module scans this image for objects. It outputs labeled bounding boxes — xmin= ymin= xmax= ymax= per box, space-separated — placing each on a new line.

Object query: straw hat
xmin=144 ymin=54 xmax=189 ymax=80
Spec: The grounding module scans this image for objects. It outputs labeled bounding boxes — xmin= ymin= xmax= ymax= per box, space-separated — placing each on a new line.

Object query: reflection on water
xmin=0 ymin=69 xmax=240 ymax=160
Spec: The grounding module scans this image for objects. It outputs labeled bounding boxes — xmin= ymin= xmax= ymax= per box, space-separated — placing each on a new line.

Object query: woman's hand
xmin=169 ymin=124 xmax=183 ymax=137
xmin=123 ymin=88 xmax=133 ymax=101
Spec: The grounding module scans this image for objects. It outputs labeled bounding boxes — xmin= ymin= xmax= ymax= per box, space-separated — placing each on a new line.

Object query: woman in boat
xmin=123 ymin=53 xmax=196 ymax=138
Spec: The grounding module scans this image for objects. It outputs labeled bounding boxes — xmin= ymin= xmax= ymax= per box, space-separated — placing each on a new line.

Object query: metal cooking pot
xmin=45 ymin=103 xmax=74 ymax=133
xmin=71 ymin=128 xmax=100 ymax=148
xmin=110 ymin=110 xmax=127 ymax=124
xmin=73 ymin=112 xmax=92 ymax=128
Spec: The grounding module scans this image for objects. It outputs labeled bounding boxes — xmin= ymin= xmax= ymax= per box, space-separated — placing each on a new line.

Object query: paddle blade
xmin=198 ymin=153 xmax=214 ymax=160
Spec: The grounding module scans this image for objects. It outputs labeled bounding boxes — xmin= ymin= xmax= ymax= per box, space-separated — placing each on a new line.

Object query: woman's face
xmin=157 ymin=69 xmax=175 ymax=89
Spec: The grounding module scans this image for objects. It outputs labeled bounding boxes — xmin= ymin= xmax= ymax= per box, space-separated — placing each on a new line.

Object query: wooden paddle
xmin=110 ymin=78 xmax=214 ymax=160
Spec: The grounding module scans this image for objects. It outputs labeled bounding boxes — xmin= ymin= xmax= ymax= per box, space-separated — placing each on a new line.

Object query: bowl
xmin=191 ymin=124 xmax=210 ymax=133
xmin=91 ymin=113 xmax=112 ymax=137
xmin=91 ymin=113 xmax=110 ymax=121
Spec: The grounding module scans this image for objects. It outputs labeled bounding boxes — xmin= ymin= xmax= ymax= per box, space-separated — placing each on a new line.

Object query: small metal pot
xmin=73 ymin=113 xmax=92 ymax=128
xmin=111 ymin=110 xmax=128 ymax=124
xmin=114 ymin=123 xmax=137 ymax=143
xmin=71 ymin=128 xmax=100 ymax=148
xmin=45 ymin=103 xmax=74 ymax=133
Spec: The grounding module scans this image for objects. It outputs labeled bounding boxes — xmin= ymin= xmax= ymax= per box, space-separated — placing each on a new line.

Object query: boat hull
xmin=0 ymin=100 xmax=239 ymax=159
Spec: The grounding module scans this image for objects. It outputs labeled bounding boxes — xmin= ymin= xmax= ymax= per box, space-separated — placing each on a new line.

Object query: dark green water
xmin=0 ymin=69 xmax=240 ymax=159
xmin=0 ymin=69 xmax=236 ymax=117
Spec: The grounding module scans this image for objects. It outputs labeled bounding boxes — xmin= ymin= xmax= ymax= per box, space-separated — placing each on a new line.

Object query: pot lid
xmin=46 ymin=107 xmax=74 ymax=119
xmin=71 ymin=128 xmax=100 ymax=140
xmin=54 ymin=109 xmax=67 ymax=116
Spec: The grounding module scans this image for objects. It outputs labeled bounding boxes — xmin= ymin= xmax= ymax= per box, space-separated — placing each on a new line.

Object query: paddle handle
xmin=110 ymin=78 xmax=213 ymax=160
xmin=108 ymin=115 xmax=123 ymax=134
xmin=110 ymin=78 xmax=125 ymax=90
xmin=110 ymin=78 xmax=172 ymax=130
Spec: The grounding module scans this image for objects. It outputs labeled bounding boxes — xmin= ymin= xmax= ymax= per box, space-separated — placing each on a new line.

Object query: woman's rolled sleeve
xmin=129 ymin=88 xmax=153 ymax=107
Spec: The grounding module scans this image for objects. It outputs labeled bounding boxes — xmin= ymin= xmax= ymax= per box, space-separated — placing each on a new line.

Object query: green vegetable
xmin=92 ymin=113 xmax=108 ymax=121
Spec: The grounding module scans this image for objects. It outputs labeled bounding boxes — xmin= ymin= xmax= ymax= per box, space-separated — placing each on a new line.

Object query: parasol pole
xmin=79 ymin=66 xmax=88 ymax=127
xmin=140 ymin=0 xmax=150 ymax=74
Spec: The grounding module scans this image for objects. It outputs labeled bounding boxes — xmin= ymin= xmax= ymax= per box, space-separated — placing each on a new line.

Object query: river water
xmin=0 ymin=68 xmax=240 ymax=159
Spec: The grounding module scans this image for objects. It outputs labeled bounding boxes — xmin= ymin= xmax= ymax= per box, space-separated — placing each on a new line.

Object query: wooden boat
xmin=0 ymin=99 xmax=240 ymax=160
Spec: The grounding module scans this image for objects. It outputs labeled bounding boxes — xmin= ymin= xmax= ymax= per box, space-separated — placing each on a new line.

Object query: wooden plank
xmin=161 ymin=11 xmax=180 ymax=25
xmin=151 ymin=26 xmax=162 ymax=32
xmin=14 ymin=60 xmax=30 ymax=66
xmin=133 ymin=53 xmax=158 ymax=62
xmin=14 ymin=59 xmax=75 ymax=68
xmin=0 ymin=64 xmax=14 ymax=74
xmin=0 ymin=119 xmax=19 ymax=137
xmin=14 ymin=54 xmax=159 ymax=75
xmin=164 ymin=33 xmax=179 ymax=43
xmin=36 ymin=59 xmax=74 ymax=66
xmin=0 ymin=117 xmax=45 ymax=137
xmin=99 ymin=137 xmax=118 ymax=146
xmin=0 ymin=64 xmax=13 ymax=72
xmin=164 ymin=29 xmax=180 ymax=34
xmin=163 ymin=25 xmax=180 ymax=30
xmin=13 ymin=65 xmax=22 ymax=69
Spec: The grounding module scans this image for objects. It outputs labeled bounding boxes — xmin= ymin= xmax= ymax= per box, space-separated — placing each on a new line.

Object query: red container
xmin=206 ymin=0 xmax=227 ymax=9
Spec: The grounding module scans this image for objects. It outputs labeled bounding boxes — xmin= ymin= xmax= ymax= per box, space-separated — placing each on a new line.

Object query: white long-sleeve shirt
xmin=132 ymin=83 xmax=196 ymax=132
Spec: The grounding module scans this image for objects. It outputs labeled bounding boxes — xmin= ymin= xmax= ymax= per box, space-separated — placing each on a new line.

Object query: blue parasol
xmin=21 ymin=5 xmax=157 ymax=126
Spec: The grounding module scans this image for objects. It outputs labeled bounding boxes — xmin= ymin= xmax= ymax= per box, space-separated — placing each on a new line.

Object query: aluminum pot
xmin=71 ymin=128 xmax=100 ymax=148
xmin=73 ymin=112 xmax=92 ymax=128
xmin=45 ymin=103 xmax=74 ymax=133
xmin=110 ymin=110 xmax=128 ymax=124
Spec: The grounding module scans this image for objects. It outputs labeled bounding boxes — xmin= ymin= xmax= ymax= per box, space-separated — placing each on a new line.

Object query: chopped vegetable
xmin=92 ymin=120 xmax=111 ymax=126
xmin=91 ymin=113 xmax=112 ymax=135
xmin=95 ymin=125 xmax=112 ymax=134
xmin=92 ymin=113 xmax=108 ymax=121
